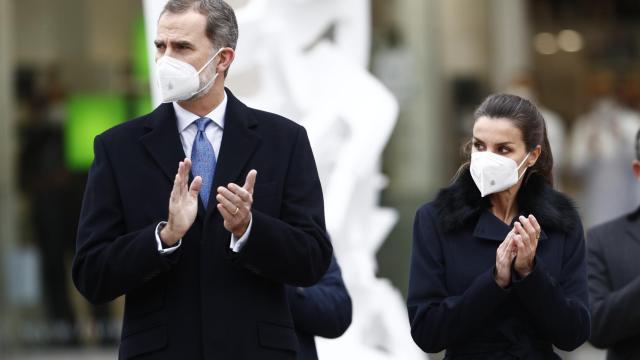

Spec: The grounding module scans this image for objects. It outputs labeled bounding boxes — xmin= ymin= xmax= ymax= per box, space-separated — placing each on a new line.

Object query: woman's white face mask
xmin=470 ymin=151 xmax=531 ymax=197
xmin=156 ymin=48 xmax=222 ymax=103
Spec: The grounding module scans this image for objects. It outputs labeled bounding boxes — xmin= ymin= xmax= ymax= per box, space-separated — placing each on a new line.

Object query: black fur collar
xmin=432 ymin=168 xmax=579 ymax=234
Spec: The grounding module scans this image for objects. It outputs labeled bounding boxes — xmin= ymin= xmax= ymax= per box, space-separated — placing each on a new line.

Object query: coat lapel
xmin=205 ymin=89 xmax=262 ymax=221
xmin=139 ymin=92 xmax=262 ymax=224
xmin=139 ymin=103 xmax=211 ymax=221
xmin=473 ymin=210 xmax=549 ymax=242
xmin=140 ymin=103 xmax=186 ymax=184
xmin=473 ymin=211 xmax=511 ymax=242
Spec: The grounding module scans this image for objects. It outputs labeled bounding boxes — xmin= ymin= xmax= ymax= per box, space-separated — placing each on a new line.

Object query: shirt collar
xmin=172 ymin=93 xmax=227 ymax=133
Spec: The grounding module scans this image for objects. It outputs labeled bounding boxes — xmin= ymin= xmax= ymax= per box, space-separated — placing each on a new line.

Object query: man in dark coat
xmin=72 ymin=1 xmax=332 ymax=359
xmin=587 ymin=128 xmax=640 ymax=360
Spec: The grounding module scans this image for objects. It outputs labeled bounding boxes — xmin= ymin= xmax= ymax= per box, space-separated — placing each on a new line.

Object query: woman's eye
xmin=499 ymin=147 xmax=510 ymax=154
xmin=474 ymin=143 xmax=485 ymax=151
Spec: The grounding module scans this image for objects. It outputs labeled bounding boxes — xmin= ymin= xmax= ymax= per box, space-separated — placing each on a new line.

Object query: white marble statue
xmin=143 ymin=1 xmax=424 ymax=358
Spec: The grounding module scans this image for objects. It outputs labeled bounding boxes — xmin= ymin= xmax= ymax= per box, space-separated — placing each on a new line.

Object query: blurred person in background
xmin=288 ymin=256 xmax=352 ymax=360
xmin=570 ymin=69 xmax=640 ymax=227
xmin=587 ymin=127 xmax=640 ymax=360
xmin=619 ymin=68 xmax=640 ymax=112
xmin=17 ymin=65 xmax=84 ymax=346
xmin=408 ymin=94 xmax=590 ymax=359
xmin=505 ymin=70 xmax=567 ymax=188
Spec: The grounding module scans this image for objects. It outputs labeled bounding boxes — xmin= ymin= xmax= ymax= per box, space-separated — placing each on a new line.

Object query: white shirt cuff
xmin=155 ymin=221 xmax=181 ymax=255
xmin=230 ymin=214 xmax=252 ymax=253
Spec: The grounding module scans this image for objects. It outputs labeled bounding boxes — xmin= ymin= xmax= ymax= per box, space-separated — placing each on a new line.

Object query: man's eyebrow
xmin=171 ymin=40 xmax=194 ymax=48
xmin=154 ymin=40 xmax=165 ymax=46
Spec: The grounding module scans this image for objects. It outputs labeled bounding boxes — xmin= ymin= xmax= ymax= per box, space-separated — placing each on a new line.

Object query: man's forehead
xmin=156 ymin=11 xmax=207 ymax=41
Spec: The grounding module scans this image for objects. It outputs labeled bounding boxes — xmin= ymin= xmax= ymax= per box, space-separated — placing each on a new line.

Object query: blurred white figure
xmin=228 ymin=1 xmax=424 ymax=359
xmin=570 ymin=97 xmax=640 ymax=227
xmin=568 ymin=70 xmax=640 ymax=227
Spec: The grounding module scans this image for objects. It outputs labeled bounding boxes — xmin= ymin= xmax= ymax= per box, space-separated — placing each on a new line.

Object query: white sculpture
xmin=143 ymin=1 xmax=424 ymax=358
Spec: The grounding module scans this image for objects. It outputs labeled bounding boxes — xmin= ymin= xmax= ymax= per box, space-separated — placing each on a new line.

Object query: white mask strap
xmin=517 ymin=152 xmax=531 ymax=180
xmin=197 ymin=48 xmax=223 ymax=75
xmin=189 ymin=48 xmax=224 ymax=99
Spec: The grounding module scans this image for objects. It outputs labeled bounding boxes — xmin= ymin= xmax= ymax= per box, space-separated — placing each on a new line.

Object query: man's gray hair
xmin=161 ymin=0 xmax=238 ymax=50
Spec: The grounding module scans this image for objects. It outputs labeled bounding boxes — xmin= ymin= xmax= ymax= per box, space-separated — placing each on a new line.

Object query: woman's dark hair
xmin=458 ymin=93 xmax=554 ymax=186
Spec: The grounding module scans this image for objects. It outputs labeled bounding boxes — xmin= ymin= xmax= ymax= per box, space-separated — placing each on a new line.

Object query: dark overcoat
xmin=587 ymin=207 xmax=640 ymax=360
xmin=408 ymin=170 xmax=590 ymax=359
xmin=73 ymin=89 xmax=332 ymax=360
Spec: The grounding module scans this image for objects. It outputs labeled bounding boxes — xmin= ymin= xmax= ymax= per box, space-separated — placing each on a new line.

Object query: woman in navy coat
xmin=408 ymin=94 xmax=590 ymax=359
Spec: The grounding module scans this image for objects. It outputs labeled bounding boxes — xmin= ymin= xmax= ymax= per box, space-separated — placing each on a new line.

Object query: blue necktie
xmin=191 ymin=117 xmax=217 ymax=208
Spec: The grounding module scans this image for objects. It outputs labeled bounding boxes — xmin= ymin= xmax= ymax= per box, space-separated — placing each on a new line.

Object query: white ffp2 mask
xmin=156 ymin=49 xmax=222 ymax=103
xmin=470 ymin=151 xmax=531 ymax=197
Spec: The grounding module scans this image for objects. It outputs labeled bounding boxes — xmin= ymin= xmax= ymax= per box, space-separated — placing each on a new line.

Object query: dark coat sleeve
xmin=510 ymin=216 xmax=591 ymax=351
xmin=287 ymin=256 xmax=352 ymax=339
xmin=587 ymin=225 xmax=640 ymax=348
xmin=231 ymin=127 xmax=332 ymax=287
xmin=72 ymin=135 xmax=179 ymax=304
xmin=407 ymin=205 xmax=511 ymax=353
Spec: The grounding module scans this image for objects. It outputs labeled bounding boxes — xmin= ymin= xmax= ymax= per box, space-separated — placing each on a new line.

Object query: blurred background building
xmin=1 ymin=0 xmax=640 ymax=359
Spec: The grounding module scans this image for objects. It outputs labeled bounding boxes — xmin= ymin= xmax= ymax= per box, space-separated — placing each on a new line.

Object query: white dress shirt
xmin=155 ymin=93 xmax=252 ymax=254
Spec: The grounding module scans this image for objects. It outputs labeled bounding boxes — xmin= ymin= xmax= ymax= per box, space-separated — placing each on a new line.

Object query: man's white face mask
xmin=470 ymin=151 xmax=531 ymax=197
xmin=156 ymin=48 xmax=222 ymax=103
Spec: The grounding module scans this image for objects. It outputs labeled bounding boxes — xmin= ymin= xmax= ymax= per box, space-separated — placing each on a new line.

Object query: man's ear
xmin=217 ymin=47 xmax=235 ymax=75
xmin=632 ymin=160 xmax=640 ymax=181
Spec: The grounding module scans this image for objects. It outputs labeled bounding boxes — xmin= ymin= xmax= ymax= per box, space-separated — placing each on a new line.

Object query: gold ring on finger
xmin=233 ymin=206 xmax=239 ymax=216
